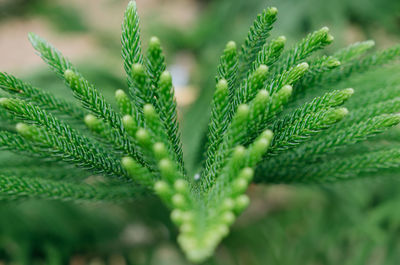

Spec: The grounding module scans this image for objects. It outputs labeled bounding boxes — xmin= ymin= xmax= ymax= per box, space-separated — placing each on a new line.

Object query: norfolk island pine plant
xmin=1 ymin=1 xmax=400 ymax=263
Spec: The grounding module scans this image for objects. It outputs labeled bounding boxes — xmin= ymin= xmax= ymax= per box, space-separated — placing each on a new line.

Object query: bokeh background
xmin=0 ymin=0 xmax=400 ymax=264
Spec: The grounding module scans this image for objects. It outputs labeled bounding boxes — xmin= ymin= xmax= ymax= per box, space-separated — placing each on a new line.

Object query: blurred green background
xmin=0 ymin=0 xmax=400 ymax=264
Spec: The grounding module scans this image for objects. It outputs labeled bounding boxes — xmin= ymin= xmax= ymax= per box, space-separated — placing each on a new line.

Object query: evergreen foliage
xmin=0 ymin=1 xmax=400 ymax=262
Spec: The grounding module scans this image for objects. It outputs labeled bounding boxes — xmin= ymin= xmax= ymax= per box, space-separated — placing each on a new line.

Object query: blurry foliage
xmin=1 ymin=0 xmax=400 ymax=264
xmin=0 ymin=0 xmax=87 ymax=32
xmin=151 ymin=0 xmax=400 ymax=173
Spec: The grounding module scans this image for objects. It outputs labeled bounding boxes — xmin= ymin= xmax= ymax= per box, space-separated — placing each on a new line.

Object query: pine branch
xmin=204 ymin=80 xmax=230 ymax=181
xmin=262 ymin=148 xmax=400 ymax=184
xmin=217 ymin=41 xmax=239 ymax=100
xmin=322 ymin=44 xmax=400 ymax=85
xmin=260 ymin=114 xmax=400 ymax=176
xmin=268 ymin=107 xmax=348 ymax=155
xmin=0 ymin=72 xmax=85 ymax=121
xmin=252 ymin=35 xmax=286 ymax=71
xmin=0 ymin=98 xmax=127 ymax=179
xmin=238 ymin=7 xmax=278 ymax=80
xmin=272 ymin=27 xmax=333 ymax=74
xmin=267 ymin=62 xmax=310 ymax=94
xmin=2 ymin=3 xmax=400 ymax=263
xmin=155 ymin=72 xmax=184 ymax=171
xmin=0 ymin=166 xmax=90 ymax=182
xmin=0 ymin=175 xmax=145 ymax=202
xmin=293 ymin=55 xmax=341 ymax=92
xmin=0 ymin=130 xmax=43 ymax=156
xmin=146 ymin=36 xmax=166 ymax=90
xmin=333 ymin=40 xmax=375 ymax=62
xmin=122 ymin=1 xmax=143 ymax=81
xmin=28 ymin=33 xmax=77 ymax=78
xmin=30 ymin=33 xmax=144 ymax=165
xmin=338 ymin=97 xmax=400 ymax=127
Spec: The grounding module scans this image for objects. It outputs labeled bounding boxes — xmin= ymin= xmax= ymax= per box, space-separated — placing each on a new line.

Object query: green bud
xmin=320 ymin=26 xmax=329 ymax=34
xmin=180 ymin=223 xmax=194 ymax=233
xmin=216 ymin=79 xmax=228 ymax=91
xmin=271 ymin=85 xmax=292 ymax=112
xmin=279 ymin=85 xmax=293 ymax=98
xmin=64 ymin=69 xmax=76 ymax=82
xmin=158 ymin=158 xmax=176 ymax=181
xmin=222 ymin=198 xmax=235 ymax=211
xmin=381 ymin=113 xmax=400 ymax=127
xmin=143 ymin=104 xmax=157 ymax=119
xmin=297 ymin=62 xmax=310 ymax=73
xmin=174 ymin=179 xmax=188 ymax=193
xmin=0 ymin=97 xmax=11 ymax=108
xmin=160 ymin=71 xmax=172 ymax=85
xmin=131 ymin=64 xmax=147 ymax=85
xmin=342 ymin=87 xmax=354 ymax=96
xmin=233 ymin=178 xmax=248 ymax=193
xmin=132 ymin=63 xmax=145 ymax=75
xmin=268 ymin=7 xmax=278 ymax=16
xmin=153 ymin=142 xmax=168 ymax=160
xmin=187 ymin=249 xmax=210 ymax=264
xmin=135 ymin=128 xmax=151 ymax=147
xmin=330 ymin=88 xmax=354 ymax=107
xmin=239 ymin=168 xmax=254 ymax=182
xmin=149 ymin=36 xmax=161 ymax=49
xmin=276 ymin=35 xmax=286 ymax=44
xmin=221 ymin=211 xmax=235 ymax=225
xmin=115 ymin=89 xmax=133 ymax=116
xmin=172 ymin=193 xmax=186 ymax=208
xmin=182 ymin=211 xmax=194 ymax=222
xmin=64 ymin=70 xmax=85 ymax=94
xmin=252 ymin=137 xmax=270 ymax=157
xmin=248 ymin=129 xmax=273 ymax=164
xmin=324 ymin=57 xmax=341 ymax=68
xmin=115 ymin=89 xmax=127 ymax=101
xmin=215 ymin=79 xmax=229 ymax=102
xmin=232 ymin=146 xmax=246 ymax=163
xmin=84 ymin=114 xmax=103 ymax=133
xmin=235 ymin=195 xmax=250 ymax=213
xmin=326 ymin=34 xmax=334 ymax=43
xmin=225 ymin=41 xmax=237 ymax=51
xmin=121 ymin=156 xmax=136 ymax=172
xmin=126 ymin=0 xmax=137 ymax=11
xmin=260 ymin=129 xmax=274 ymax=141
xmin=322 ymin=107 xmax=349 ymax=125
xmin=235 ymin=104 xmax=250 ymax=123
xmin=122 ymin=115 xmax=137 ymax=137
xmin=316 ymin=27 xmax=334 ymax=44
xmin=170 ymin=209 xmax=183 ymax=225
xmin=254 ymin=89 xmax=270 ymax=106
xmin=216 ymin=224 xmax=229 ymax=237
xmin=177 ymin=234 xmax=196 ymax=249
xmin=16 ymin=123 xmax=38 ymax=140
xmin=253 ymin=64 xmax=269 ymax=84
xmin=154 ymin=180 xmax=170 ymax=196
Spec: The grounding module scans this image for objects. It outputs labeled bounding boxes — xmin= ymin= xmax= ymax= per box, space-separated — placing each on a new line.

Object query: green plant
xmin=1 ymin=1 xmax=400 ymax=263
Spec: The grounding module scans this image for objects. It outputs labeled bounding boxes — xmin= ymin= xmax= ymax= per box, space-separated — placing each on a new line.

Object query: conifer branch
xmin=0 ymin=72 xmax=85 ymax=121
xmin=0 ymin=175 xmax=145 ymax=202
xmin=272 ymin=27 xmax=333 ymax=74
xmin=217 ymin=41 xmax=239 ymax=100
xmin=155 ymin=72 xmax=184 ymax=171
xmin=1 ymin=3 xmax=400 ymax=263
xmin=238 ymin=7 xmax=278 ymax=80
xmin=122 ymin=1 xmax=143 ymax=78
xmin=0 ymin=98 xmax=127 ymax=178
xmin=262 ymin=148 xmax=400 ymax=183
xmin=260 ymin=114 xmax=400 ymax=177
xmin=146 ymin=36 xmax=167 ymax=90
